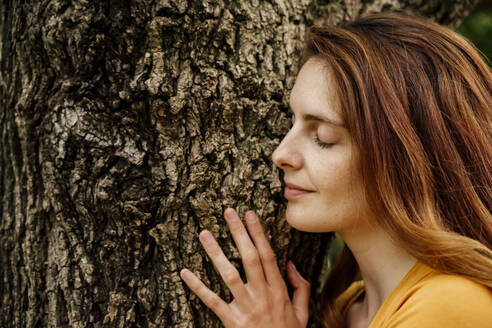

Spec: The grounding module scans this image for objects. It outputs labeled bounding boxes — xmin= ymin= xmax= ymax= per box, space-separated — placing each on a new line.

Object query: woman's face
xmin=272 ymin=57 xmax=374 ymax=233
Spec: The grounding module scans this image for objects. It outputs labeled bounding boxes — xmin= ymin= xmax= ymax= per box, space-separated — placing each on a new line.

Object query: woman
xmin=180 ymin=12 xmax=492 ymax=327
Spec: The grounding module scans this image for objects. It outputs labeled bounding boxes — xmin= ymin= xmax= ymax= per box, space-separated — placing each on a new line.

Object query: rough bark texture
xmin=0 ymin=0 xmax=478 ymax=327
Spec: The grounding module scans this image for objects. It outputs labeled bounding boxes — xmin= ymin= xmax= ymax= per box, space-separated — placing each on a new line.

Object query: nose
xmin=272 ymin=130 xmax=303 ymax=171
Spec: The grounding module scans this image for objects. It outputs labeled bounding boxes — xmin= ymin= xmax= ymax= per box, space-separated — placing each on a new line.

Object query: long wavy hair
xmin=300 ymin=12 xmax=492 ymax=328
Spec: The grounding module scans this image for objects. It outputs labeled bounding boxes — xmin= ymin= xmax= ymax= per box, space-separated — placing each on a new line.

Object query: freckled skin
xmin=272 ymin=57 xmax=375 ymax=234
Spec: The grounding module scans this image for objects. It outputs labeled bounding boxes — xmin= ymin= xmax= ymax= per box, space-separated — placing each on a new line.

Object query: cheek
xmin=319 ymin=158 xmax=368 ymax=216
xmin=316 ymin=160 xmax=353 ymax=193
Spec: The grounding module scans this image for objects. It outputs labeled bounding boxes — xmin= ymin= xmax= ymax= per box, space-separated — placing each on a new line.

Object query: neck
xmin=339 ymin=220 xmax=417 ymax=323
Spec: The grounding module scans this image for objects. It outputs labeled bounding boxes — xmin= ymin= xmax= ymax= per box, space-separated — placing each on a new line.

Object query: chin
xmin=285 ymin=212 xmax=329 ymax=233
xmin=285 ymin=205 xmax=340 ymax=233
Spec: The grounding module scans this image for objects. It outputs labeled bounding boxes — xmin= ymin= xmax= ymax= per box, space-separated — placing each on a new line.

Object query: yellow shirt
xmin=336 ymin=261 xmax=492 ymax=327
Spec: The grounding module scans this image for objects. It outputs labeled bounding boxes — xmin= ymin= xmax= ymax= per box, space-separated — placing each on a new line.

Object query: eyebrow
xmin=291 ymin=111 xmax=345 ymax=127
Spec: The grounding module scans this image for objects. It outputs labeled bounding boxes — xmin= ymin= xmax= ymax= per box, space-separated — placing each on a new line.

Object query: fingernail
xmin=246 ymin=211 xmax=256 ymax=223
xmin=181 ymin=269 xmax=192 ymax=279
xmin=290 ymin=261 xmax=299 ymax=274
xmin=200 ymin=230 xmax=212 ymax=243
xmin=225 ymin=208 xmax=237 ymax=221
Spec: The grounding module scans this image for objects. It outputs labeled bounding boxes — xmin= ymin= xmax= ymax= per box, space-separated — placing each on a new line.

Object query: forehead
xmin=289 ymin=57 xmax=342 ymax=123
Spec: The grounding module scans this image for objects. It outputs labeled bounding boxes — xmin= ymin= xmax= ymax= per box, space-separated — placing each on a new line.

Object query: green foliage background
xmin=456 ymin=1 xmax=492 ymax=66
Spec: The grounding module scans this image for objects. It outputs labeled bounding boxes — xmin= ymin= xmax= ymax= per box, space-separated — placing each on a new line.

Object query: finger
xmin=199 ymin=230 xmax=252 ymax=307
xmin=224 ymin=208 xmax=267 ymax=289
xmin=244 ymin=211 xmax=285 ymax=290
xmin=287 ymin=261 xmax=310 ymax=326
xmin=180 ymin=268 xmax=230 ymax=321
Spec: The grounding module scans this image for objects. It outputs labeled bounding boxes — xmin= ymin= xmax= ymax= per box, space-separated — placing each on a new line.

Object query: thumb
xmin=287 ymin=261 xmax=310 ymax=325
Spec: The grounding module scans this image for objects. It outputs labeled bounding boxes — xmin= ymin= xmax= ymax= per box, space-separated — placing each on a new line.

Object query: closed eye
xmin=313 ymin=136 xmax=335 ymax=149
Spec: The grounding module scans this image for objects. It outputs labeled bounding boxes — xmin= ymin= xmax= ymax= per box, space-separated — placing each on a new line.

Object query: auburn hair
xmin=300 ymin=12 xmax=492 ymax=328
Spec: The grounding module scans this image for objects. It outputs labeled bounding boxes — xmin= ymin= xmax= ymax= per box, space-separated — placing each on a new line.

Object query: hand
xmin=180 ymin=208 xmax=310 ymax=328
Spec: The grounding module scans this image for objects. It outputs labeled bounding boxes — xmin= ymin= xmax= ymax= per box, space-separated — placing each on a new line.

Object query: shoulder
xmin=410 ymin=273 xmax=492 ymax=308
xmin=389 ymin=273 xmax=492 ymax=327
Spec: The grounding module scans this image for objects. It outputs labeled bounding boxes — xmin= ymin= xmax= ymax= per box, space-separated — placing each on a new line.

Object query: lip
xmin=284 ymin=182 xmax=314 ymax=200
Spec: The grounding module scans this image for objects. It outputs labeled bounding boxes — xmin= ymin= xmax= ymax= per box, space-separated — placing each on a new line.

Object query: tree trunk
xmin=0 ymin=1 xmax=477 ymax=327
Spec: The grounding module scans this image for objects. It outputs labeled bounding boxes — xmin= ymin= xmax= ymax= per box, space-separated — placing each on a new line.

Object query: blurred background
xmin=456 ymin=0 xmax=492 ymax=66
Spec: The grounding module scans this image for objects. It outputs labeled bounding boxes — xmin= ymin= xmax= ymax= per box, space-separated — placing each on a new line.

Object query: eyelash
xmin=290 ymin=119 xmax=334 ymax=149
xmin=313 ymin=136 xmax=334 ymax=149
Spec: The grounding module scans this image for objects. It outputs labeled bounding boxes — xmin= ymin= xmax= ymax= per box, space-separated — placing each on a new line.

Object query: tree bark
xmin=0 ymin=0 xmax=478 ymax=327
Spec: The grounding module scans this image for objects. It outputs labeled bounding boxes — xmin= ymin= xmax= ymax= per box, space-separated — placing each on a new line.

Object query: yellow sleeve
xmin=387 ymin=275 xmax=492 ymax=328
